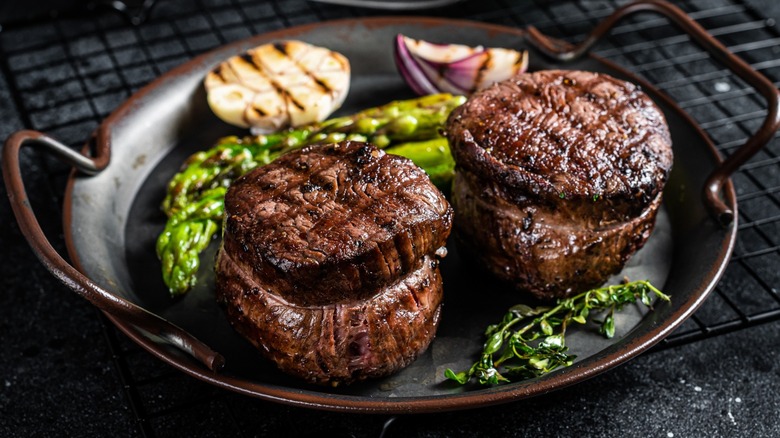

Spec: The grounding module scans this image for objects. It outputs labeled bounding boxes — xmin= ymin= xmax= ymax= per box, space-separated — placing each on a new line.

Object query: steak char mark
xmin=446 ymin=70 xmax=673 ymax=299
xmin=222 ymin=141 xmax=452 ymax=306
xmin=216 ymin=141 xmax=452 ymax=385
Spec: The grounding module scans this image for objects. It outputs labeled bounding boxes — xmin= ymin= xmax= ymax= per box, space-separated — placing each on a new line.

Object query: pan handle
xmin=2 ymin=129 xmax=225 ymax=372
xmin=526 ymin=0 xmax=780 ymax=226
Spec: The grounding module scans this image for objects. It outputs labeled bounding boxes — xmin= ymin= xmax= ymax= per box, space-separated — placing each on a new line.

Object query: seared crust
xmin=216 ymin=252 xmax=443 ymax=385
xmin=452 ymin=172 xmax=660 ymax=299
xmin=222 ymin=141 xmax=452 ymax=306
xmin=447 ymin=70 xmax=672 ymax=223
xmin=217 ymin=140 xmax=452 ymax=384
xmin=446 ymin=70 xmax=672 ymax=299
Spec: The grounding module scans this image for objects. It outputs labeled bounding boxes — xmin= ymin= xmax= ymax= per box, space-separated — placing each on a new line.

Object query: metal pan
xmin=4 ymin=0 xmax=780 ymax=414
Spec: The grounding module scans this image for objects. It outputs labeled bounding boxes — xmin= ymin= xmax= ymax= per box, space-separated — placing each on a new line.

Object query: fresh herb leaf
xmin=600 ymin=311 xmax=616 ymax=339
xmin=444 ymin=368 xmax=469 ymax=384
xmin=484 ymin=332 xmax=505 ymax=355
xmin=540 ymin=319 xmax=553 ymax=336
xmin=445 ymin=280 xmax=670 ymax=386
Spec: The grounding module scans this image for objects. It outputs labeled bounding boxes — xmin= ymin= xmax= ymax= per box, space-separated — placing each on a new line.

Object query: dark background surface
xmin=1 ymin=0 xmax=780 ymax=436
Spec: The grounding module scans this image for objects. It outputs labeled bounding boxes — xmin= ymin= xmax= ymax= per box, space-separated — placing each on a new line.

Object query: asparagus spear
xmin=156 ymin=187 xmax=225 ymax=292
xmin=158 ymin=93 xmax=465 ymax=296
xmin=386 ymin=137 xmax=455 ymax=189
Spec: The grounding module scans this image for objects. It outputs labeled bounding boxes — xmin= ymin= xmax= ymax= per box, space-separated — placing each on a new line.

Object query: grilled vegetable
xmin=158 ymin=94 xmax=465 ymax=296
xmin=394 ymin=34 xmax=529 ymax=95
xmin=386 ymin=137 xmax=455 ymax=188
xmin=205 ymin=40 xmax=350 ymax=134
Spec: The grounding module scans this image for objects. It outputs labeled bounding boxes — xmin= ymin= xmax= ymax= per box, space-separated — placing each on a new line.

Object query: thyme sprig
xmin=445 ymin=280 xmax=670 ymax=385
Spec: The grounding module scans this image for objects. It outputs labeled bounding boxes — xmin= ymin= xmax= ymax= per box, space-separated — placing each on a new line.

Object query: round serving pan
xmin=4 ymin=0 xmax=780 ymax=414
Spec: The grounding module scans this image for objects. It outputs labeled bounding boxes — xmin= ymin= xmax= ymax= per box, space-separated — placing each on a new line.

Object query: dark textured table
xmin=2 ymin=0 xmax=780 ymax=436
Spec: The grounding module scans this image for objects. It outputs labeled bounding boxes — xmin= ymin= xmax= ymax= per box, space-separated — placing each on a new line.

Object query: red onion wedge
xmin=394 ymin=34 xmax=529 ymax=95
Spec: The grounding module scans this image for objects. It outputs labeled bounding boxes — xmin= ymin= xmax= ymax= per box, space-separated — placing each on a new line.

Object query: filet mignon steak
xmin=446 ymin=70 xmax=673 ymax=299
xmin=216 ymin=141 xmax=452 ymax=385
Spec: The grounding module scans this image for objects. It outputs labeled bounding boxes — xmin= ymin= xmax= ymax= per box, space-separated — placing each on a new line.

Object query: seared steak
xmin=446 ymin=70 xmax=673 ymax=299
xmin=217 ymin=251 xmax=442 ymax=385
xmin=222 ymin=141 xmax=452 ymax=306
xmin=216 ymin=141 xmax=452 ymax=384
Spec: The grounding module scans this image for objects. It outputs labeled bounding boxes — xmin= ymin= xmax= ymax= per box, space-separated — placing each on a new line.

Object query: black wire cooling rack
xmin=1 ymin=0 xmax=779 ymax=433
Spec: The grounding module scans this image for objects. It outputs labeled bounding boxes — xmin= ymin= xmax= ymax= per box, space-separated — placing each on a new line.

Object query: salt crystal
xmin=714 ymin=82 xmax=731 ymax=93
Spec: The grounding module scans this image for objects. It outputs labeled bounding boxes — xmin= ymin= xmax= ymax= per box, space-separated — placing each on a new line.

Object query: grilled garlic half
xmin=205 ymin=40 xmax=350 ymax=134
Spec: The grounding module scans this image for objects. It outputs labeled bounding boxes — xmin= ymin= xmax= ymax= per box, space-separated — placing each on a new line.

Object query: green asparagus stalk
xmin=386 ymin=137 xmax=455 ymax=189
xmin=162 ymin=140 xmax=282 ymax=215
xmin=158 ymin=93 xmax=466 ymax=296
xmin=156 ymin=187 xmax=225 ymax=293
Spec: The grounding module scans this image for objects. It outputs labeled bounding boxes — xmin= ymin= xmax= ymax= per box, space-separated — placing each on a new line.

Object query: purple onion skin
xmin=428 ymin=51 xmax=485 ymax=94
xmin=394 ymin=34 xmax=445 ymax=96
xmin=394 ymin=34 xmax=530 ymax=96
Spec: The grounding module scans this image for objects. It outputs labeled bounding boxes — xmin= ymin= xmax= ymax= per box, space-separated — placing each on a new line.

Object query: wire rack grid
xmin=1 ymin=0 xmax=779 ymax=434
